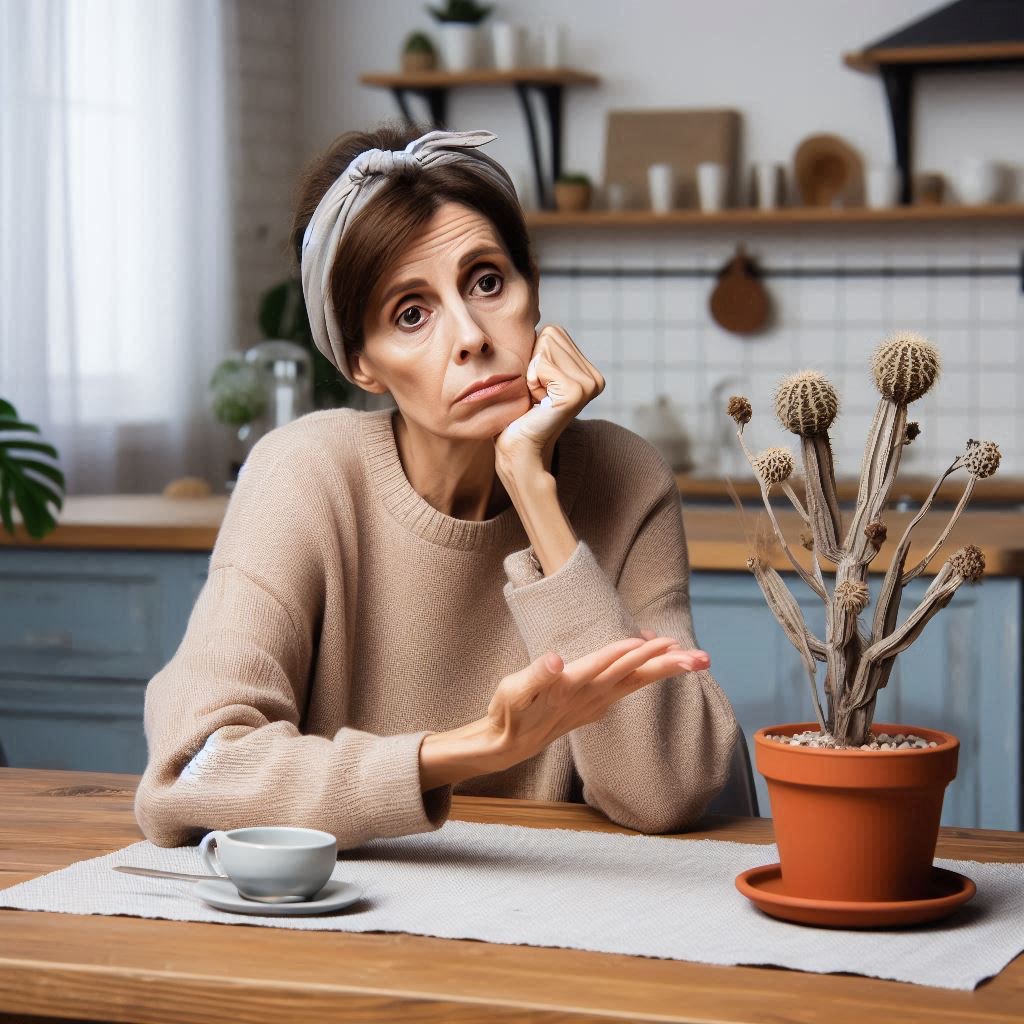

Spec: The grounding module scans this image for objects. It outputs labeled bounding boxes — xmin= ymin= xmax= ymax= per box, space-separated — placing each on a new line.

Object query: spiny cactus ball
xmin=834 ymin=579 xmax=870 ymax=613
xmin=963 ymin=439 xmax=1001 ymax=479
xmin=727 ymin=395 xmax=752 ymax=425
xmin=870 ymin=332 xmax=941 ymax=405
xmin=949 ymin=544 xmax=985 ymax=583
xmin=754 ymin=447 xmax=794 ymax=485
xmin=904 ymin=421 xmax=921 ymax=445
xmin=773 ymin=371 xmax=839 ymax=436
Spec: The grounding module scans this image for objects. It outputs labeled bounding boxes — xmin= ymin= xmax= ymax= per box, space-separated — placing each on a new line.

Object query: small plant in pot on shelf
xmin=402 ymin=31 xmax=437 ymax=73
xmin=553 ymin=172 xmax=592 ymax=212
xmin=726 ymin=332 xmax=1000 ymax=923
xmin=427 ymin=0 xmax=492 ymax=72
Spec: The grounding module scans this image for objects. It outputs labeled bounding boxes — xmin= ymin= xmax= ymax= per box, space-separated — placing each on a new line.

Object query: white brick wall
xmin=230 ymin=0 xmax=302 ymax=351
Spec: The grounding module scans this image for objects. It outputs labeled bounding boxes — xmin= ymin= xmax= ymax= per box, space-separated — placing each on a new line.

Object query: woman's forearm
xmin=419 ymin=720 xmax=499 ymax=792
xmin=501 ymin=466 xmax=578 ymax=576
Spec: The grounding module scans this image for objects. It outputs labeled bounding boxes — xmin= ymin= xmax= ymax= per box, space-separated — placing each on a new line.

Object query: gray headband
xmin=300 ymin=129 xmax=519 ymax=384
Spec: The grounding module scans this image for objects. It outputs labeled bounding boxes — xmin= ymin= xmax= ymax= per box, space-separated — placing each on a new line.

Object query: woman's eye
xmin=475 ymin=272 xmax=503 ymax=296
xmin=398 ymin=306 xmax=426 ymax=329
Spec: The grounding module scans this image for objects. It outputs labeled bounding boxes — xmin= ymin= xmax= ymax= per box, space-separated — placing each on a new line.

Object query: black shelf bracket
xmin=388 ymin=81 xmax=566 ymax=211
xmin=390 ymin=86 xmax=448 ymax=130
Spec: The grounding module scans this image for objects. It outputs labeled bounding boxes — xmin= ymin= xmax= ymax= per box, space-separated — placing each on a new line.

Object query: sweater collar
xmin=360 ymin=407 xmax=588 ymax=550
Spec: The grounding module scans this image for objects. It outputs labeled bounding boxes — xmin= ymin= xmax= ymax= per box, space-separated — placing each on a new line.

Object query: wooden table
xmin=1 ymin=769 xmax=1022 ymax=1023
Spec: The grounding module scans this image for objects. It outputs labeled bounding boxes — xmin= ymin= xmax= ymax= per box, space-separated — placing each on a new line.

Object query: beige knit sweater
xmin=134 ymin=407 xmax=740 ymax=848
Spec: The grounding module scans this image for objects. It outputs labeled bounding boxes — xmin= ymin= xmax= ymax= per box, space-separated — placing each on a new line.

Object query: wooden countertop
xmin=2 ymin=768 xmax=1023 ymax=1024
xmin=3 ymin=494 xmax=1023 ymax=577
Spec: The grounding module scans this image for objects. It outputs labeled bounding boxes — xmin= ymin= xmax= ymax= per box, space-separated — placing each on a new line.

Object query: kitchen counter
xmin=3 ymin=494 xmax=1023 ymax=576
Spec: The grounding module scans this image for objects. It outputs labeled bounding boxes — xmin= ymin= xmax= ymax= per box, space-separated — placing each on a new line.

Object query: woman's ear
xmin=349 ymin=352 xmax=388 ymax=394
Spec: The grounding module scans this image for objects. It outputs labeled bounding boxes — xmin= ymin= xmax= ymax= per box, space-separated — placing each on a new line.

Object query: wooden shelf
xmin=844 ymin=42 xmax=1024 ymax=72
xmin=525 ymin=204 xmax=1024 ymax=229
xmin=359 ymin=68 xmax=599 ymax=88
xmin=360 ymin=67 xmax=599 ymax=211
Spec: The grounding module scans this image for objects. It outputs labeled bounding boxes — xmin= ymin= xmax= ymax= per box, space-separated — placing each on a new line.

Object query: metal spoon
xmin=112 ymin=865 xmax=312 ymax=903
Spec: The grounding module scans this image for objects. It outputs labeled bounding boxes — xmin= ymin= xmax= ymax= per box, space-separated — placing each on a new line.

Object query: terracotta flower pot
xmin=553 ymin=182 xmax=592 ymax=212
xmin=754 ymin=722 xmax=959 ymax=902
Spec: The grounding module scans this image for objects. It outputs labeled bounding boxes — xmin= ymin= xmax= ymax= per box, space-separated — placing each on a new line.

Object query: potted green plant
xmin=209 ymin=358 xmax=267 ymax=484
xmin=402 ymin=31 xmax=437 ymax=73
xmin=427 ymin=0 xmax=492 ymax=71
xmin=0 ymin=399 xmax=64 ymax=540
xmin=554 ymin=172 xmax=592 ymax=212
xmin=726 ymin=333 xmax=998 ymax=924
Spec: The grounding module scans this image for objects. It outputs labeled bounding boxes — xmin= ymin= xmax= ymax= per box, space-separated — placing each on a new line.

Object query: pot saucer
xmin=735 ymin=864 xmax=975 ymax=929
xmin=192 ymin=878 xmax=361 ymax=916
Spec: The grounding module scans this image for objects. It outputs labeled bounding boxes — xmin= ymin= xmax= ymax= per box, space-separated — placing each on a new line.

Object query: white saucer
xmin=192 ymin=878 xmax=362 ymax=916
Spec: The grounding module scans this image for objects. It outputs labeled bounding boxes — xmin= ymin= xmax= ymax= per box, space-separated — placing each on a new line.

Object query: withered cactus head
xmin=864 ymin=520 xmax=887 ymax=551
xmin=754 ymin=447 xmax=794 ymax=485
xmin=834 ymin=579 xmax=870 ymax=613
xmin=871 ymin=332 xmax=941 ymax=405
xmin=773 ymin=371 xmax=838 ymax=436
xmin=727 ymin=395 xmax=752 ymax=425
xmin=949 ymin=544 xmax=985 ymax=583
xmin=963 ymin=439 xmax=1001 ymax=479
xmin=727 ymin=330 xmax=1000 ymax=747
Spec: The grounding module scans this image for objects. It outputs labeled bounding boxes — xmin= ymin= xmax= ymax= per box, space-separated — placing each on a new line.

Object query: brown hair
xmin=290 ymin=123 xmax=538 ymax=374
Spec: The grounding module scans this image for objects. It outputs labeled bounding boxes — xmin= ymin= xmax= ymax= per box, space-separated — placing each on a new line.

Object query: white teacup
xmin=199 ymin=826 xmax=338 ymax=900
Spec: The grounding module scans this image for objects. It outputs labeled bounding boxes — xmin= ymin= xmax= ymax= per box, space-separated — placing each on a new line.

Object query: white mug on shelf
xmin=754 ymin=162 xmax=782 ymax=211
xmin=865 ymin=164 xmax=901 ymax=208
xmin=696 ymin=161 xmax=727 ymax=212
xmin=606 ymin=182 xmax=629 ymax=211
xmin=491 ymin=22 xmax=520 ymax=70
xmin=647 ymin=163 xmax=675 ymax=213
xmin=540 ymin=24 xmax=565 ymax=68
xmin=956 ymin=158 xmax=1000 ymax=205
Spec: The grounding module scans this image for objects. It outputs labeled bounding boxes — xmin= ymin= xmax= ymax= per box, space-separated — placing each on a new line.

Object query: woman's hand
xmin=480 ymin=635 xmax=710 ymax=773
xmin=493 ymin=325 xmax=605 ymax=479
xmin=419 ymin=634 xmax=712 ymax=791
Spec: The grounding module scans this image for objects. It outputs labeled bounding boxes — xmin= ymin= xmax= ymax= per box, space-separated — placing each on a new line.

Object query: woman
xmin=134 ymin=126 xmax=739 ymax=849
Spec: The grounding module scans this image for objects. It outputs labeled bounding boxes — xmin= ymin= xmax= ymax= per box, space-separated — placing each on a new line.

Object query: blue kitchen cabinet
xmin=0 ymin=549 xmax=209 ymax=775
xmin=689 ymin=571 xmax=1022 ymax=831
xmin=1 ymin=547 xmax=1020 ymax=830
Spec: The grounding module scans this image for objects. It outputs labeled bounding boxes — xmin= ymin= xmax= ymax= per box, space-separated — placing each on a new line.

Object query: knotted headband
xmin=300 ymin=129 xmax=519 ymax=383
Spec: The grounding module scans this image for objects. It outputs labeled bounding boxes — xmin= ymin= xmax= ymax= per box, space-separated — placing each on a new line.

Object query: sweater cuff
xmin=348 ymin=730 xmax=452 ymax=841
xmin=502 ymin=540 xmax=635 ymax=660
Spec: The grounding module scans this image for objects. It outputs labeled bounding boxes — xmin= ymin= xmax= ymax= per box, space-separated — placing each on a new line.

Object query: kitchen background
xmin=2 ymin=0 xmax=1022 ymax=827
xmin=231 ymin=0 xmax=1024 ymax=480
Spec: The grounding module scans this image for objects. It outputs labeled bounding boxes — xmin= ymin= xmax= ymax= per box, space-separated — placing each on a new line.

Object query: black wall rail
xmin=540 ymin=251 xmax=1024 ymax=293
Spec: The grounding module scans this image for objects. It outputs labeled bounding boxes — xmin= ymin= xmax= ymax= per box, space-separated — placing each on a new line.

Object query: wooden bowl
xmin=793 ymin=134 xmax=863 ymax=207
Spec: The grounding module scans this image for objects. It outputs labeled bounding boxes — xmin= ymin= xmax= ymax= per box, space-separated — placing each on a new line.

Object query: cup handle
xmin=198 ymin=830 xmax=228 ymax=878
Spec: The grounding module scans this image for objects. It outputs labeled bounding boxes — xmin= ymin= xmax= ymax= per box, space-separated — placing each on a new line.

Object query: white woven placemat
xmin=2 ymin=820 xmax=1021 ymax=990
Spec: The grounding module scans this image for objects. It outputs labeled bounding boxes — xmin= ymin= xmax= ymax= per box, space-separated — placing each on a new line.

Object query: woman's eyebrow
xmin=381 ymin=246 xmax=507 ymax=309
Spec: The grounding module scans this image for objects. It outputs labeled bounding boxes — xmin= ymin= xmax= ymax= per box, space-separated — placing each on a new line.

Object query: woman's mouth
xmin=458 ymin=376 xmax=521 ymax=403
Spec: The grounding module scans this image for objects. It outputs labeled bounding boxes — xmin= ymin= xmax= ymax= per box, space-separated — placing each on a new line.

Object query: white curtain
xmin=1 ymin=0 xmax=235 ymax=494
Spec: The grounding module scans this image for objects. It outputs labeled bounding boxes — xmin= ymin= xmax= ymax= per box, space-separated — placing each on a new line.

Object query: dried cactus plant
xmin=727 ymin=332 xmax=1001 ymax=746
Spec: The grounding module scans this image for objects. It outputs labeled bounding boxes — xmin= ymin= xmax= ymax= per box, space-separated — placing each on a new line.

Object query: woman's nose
xmin=450 ymin=301 xmax=491 ymax=360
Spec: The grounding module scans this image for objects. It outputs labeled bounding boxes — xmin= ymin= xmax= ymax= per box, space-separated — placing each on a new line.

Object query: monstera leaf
xmin=0 ymin=399 xmax=65 ymax=540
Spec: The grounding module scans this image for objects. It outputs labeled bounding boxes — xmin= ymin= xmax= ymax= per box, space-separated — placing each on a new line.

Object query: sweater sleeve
xmin=501 ymin=463 xmax=740 ymax=835
xmin=133 ymin=431 xmax=452 ymax=849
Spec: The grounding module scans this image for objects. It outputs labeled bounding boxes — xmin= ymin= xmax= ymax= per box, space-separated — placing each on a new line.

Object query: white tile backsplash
xmin=536 ymin=229 xmax=1023 ymax=474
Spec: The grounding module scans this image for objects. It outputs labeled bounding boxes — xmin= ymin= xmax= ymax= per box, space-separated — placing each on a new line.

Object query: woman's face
xmin=351 ymin=201 xmax=539 ymax=440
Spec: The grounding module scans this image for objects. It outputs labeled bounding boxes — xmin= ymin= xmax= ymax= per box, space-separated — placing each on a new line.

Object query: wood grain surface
xmin=1 ymin=768 xmax=1022 ymax=1024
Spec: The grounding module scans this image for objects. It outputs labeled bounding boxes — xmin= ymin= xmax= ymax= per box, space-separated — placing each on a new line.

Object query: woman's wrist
xmin=418 ymin=719 xmax=503 ymax=792
xmin=501 ymin=467 xmax=578 ymax=576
